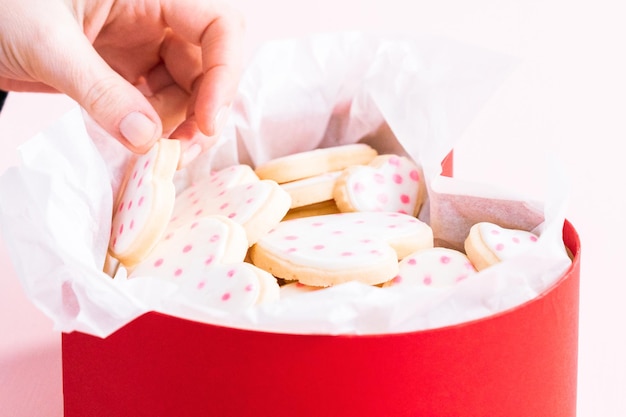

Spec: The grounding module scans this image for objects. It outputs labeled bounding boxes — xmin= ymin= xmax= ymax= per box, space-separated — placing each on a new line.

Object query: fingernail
xmin=211 ymin=104 xmax=231 ymax=136
xmin=120 ymin=112 xmax=158 ymax=149
xmin=179 ymin=143 xmax=203 ymax=168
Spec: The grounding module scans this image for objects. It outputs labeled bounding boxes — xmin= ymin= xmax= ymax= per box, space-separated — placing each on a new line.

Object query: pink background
xmin=1 ymin=1 xmax=623 ymax=416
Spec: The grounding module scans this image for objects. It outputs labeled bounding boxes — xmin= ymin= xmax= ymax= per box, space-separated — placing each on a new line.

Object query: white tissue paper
xmin=0 ymin=32 xmax=572 ymax=337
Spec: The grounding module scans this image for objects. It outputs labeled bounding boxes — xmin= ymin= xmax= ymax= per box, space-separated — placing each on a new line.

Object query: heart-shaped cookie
xmin=249 ymin=212 xmax=433 ymax=287
xmin=333 ymin=154 xmax=425 ymax=216
xmin=129 ymin=215 xmax=279 ymax=312
xmin=169 ymin=166 xmax=291 ymax=245
xmin=464 ymin=222 xmax=540 ymax=271
xmin=384 ymin=247 xmax=477 ymax=288
xmin=109 ymin=139 xmax=180 ymax=267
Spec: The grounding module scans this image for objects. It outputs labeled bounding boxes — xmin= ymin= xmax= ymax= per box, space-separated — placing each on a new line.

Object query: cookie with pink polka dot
xmin=109 ymin=139 xmax=180 ymax=267
xmin=333 ymin=154 xmax=425 ymax=216
xmin=464 ymin=222 xmax=540 ymax=271
xmin=383 ymin=248 xmax=477 ymax=288
xmin=128 ymin=215 xmax=279 ymax=312
xmin=185 ymin=164 xmax=260 ymax=199
xmin=168 ymin=176 xmax=291 ymax=246
xmin=249 ymin=212 xmax=433 ymax=287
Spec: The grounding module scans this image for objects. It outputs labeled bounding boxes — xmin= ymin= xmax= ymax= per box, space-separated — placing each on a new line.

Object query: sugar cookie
xmin=109 ymin=139 xmax=180 ymax=267
xmin=280 ymin=171 xmax=341 ymax=209
xmin=464 ymin=222 xmax=540 ymax=271
xmin=129 ymin=216 xmax=279 ymax=312
xmin=249 ymin=212 xmax=433 ymax=287
xmin=383 ymin=247 xmax=477 ymax=288
xmin=333 ymin=154 xmax=425 ymax=216
xmin=254 ymin=143 xmax=378 ymax=184
xmin=169 ymin=169 xmax=291 ymax=245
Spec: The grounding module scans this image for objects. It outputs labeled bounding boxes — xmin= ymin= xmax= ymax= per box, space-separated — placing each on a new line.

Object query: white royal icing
xmin=256 ymin=212 xmax=432 ymax=270
xmin=344 ymin=155 xmax=421 ymax=214
xmin=110 ymin=144 xmax=160 ymax=253
xmin=479 ymin=222 xmax=539 ymax=260
xmin=129 ymin=216 xmax=265 ymax=312
xmin=386 ymin=247 xmax=477 ymax=288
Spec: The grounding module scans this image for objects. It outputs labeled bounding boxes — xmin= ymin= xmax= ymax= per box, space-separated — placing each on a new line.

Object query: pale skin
xmin=0 ymin=0 xmax=244 ymax=166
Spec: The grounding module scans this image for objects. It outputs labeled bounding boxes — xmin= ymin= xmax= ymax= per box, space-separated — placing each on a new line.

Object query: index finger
xmin=161 ymin=0 xmax=244 ymax=136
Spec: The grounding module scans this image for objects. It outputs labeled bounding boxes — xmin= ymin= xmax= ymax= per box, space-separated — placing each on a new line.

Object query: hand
xmin=0 ymin=0 xmax=244 ymax=165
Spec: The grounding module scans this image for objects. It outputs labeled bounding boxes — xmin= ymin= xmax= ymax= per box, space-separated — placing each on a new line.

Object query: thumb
xmin=34 ymin=25 xmax=162 ymax=153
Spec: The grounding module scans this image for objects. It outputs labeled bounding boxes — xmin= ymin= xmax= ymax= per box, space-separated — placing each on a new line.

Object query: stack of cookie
xmin=106 ymin=141 xmax=541 ymax=311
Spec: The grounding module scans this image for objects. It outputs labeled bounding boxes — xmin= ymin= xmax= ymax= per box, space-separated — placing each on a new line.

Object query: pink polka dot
xmin=221 ymin=293 xmax=231 ymax=301
xmin=195 ymin=209 xmax=203 ymax=216
xmin=495 ymin=243 xmax=505 ymax=251
xmin=154 ymin=258 xmax=164 ymax=267
xmin=312 ymin=222 xmax=324 ymax=227
xmin=490 ymin=229 xmax=500 ymax=235
xmin=183 ymin=244 xmax=192 ymax=253
xmin=227 ymin=212 xmax=237 ymax=219
xmin=389 ymin=156 xmax=401 ymax=166
xmin=374 ymin=173 xmax=385 ymax=184
xmin=209 ymin=234 xmax=220 ymax=242
xmin=129 ymin=220 xmax=134 ymax=230
xmin=361 ymin=238 xmax=372 ymax=243
xmin=353 ymin=182 xmax=365 ymax=193
xmin=286 ymin=247 xmax=298 ymax=253
xmin=138 ymin=196 xmax=144 ymax=207
xmin=143 ymin=159 xmax=151 ymax=169
xmin=246 ymin=184 xmax=254 ymax=190
xmin=377 ymin=194 xmax=389 ymax=204
xmin=400 ymin=194 xmax=410 ymax=204
xmin=245 ymin=284 xmax=254 ymax=292
xmin=174 ymin=268 xmax=183 ymax=277
xmin=227 ymin=269 xmax=236 ymax=278
xmin=164 ymin=233 xmax=173 ymax=240
xmin=512 ymin=237 xmax=520 ymax=243
xmin=132 ymin=170 xmax=138 ymax=180
xmin=456 ymin=275 xmax=468 ymax=282
xmin=220 ymin=202 xmax=229 ymax=210
xmin=118 ymin=201 xmax=125 ymax=212
xmin=119 ymin=223 xmax=124 ymax=235
xmin=440 ymin=255 xmax=451 ymax=264
xmin=392 ymin=174 xmax=403 ymax=184
xmin=205 ymin=256 xmax=214 ymax=265
xmin=285 ymin=235 xmax=298 ymax=241
xmin=341 ymin=251 xmax=354 ymax=256
xmin=192 ymin=199 xmax=200 ymax=205
xmin=392 ymin=275 xmax=403 ymax=284
xmin=423 ymin=276 xmax=432 ymax=285
xmin=127 ymin=200 xmax=133 ymax=210
xmin=190 ymin=222 xmax=199 ymax=229
xmin=313 ymin=244 xmax=325 ymax=250
xmin=246 ymin=198 xmax=254 ymax=204
xmin=137 ymin=177 xmax=143 ymax=187
xmin=332 ymin=230 xmax=344 ymax=235
xmin=530 ymin=235 xmax=538 ymax=242
xmin=197 ymin=281 xmax=206 ymax=290
xmin=407 ymin=258 xmax=417 ymax=266
xmin=409 ymin=170 xmax=420 ymax=181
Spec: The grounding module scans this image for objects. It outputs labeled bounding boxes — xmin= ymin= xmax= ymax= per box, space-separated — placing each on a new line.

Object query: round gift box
xmin=61 ymin=219 xmax=579 ymax=417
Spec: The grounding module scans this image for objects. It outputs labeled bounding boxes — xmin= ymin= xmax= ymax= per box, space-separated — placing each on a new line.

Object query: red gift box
xmin=62 ymin=155 xmax=580 ymax=417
